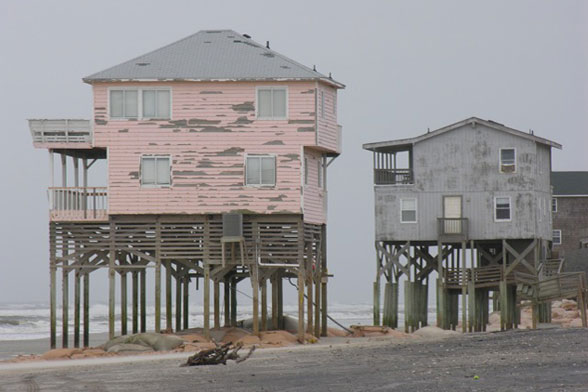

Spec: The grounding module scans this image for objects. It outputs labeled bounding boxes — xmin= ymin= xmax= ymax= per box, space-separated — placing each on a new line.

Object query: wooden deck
xmin=29 ymin=119 xmax=93 ymax=148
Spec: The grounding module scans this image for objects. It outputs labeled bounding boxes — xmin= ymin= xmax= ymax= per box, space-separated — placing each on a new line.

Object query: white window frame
xmin=108 ymin=86 xmax=172 ymax=120
xmin=400 ymin=198 xmax=417 ymax=223
xmin=244 ymin=154 xmax=276 ymax=187
xmin=255 ymin=86 xmax=288 ymax=120
xmin=499 ymin=148 xmax=516 ymax=173
xmin=551 ymin=198 xmax=558 ymax=213
xmin=140 ymin=154 xmax=172 ymax=188
xmin=494 ymin=196 xmax=512 ymax=222
xmin=553 ymin=229 xmax=562 ymax=245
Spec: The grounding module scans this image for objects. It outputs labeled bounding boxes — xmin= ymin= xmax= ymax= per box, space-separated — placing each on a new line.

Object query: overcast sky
xmin=0 ymin=0 xmax=586 ymax=305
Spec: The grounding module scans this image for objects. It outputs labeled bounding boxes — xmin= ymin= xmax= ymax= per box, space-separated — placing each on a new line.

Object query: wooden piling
xmin=383 ymin=282 xmax=391 ymax=327
xmin=203 ymin=264 xmax=210 ymax=339
xmin=155 ymin=220 xmax=161 ymax=333
xmin=62 ymin=260 xmax=69 ymax=348
xmin=140 ymin=268 xmax=146 ymax=333
xmin=224 ymin=277 xmax=230 ymax=327
xmin=121 ymin=271 xmax=127 ymax=335
xmin=373 ymin=281 xmax=380 ymax=326
xmin=468 ymin=273 xmax=475 ymax=332
xmin=261 ymin=279 xmax=267 ymax=332
xmin=306 ymin=272 xmax=313 ymax=334
xmin=132 ymin=271 xmax=138 ymax=334
xmin=83 ymin=272 xmax=89 ymax=347
xmin=108 ymin=222 xmax=115 ymax=340
xmin=271 ymin=274 xmax=279 ymax=330
xmin=183 ymin=275 xmax=189 ymax=330
xmin=314 ymin=271 xmax=321 ymax=337
xmin=320 ymin=224 xmax=328 ymax=337
xmin=278 ymin=273 xmax=284 ymax=329
xmin=74 ymin=269 xmax=80 ymax=348
xmin=297 ymin=220 xmax=305 ymax=342
xmin=50 ymin=242 xmax=57 ymax=349
xmin=176 ymin=272 xmax=182 ymax=332
xmin=230 ymin=277 xmax=237 ymax=327
xmin=214 ymin=279 xmax=220 ymax=329
xmin=166 ymin=261 xmax=172 ymax=332
xmin=436 ymin=241 xmax=444 ymax=329
xmin=297 ymin=266 xmax=305 ymax=342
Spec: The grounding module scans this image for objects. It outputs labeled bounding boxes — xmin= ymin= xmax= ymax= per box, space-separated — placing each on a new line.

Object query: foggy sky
xmin=0 ymin=0 xmax=586 ymax=304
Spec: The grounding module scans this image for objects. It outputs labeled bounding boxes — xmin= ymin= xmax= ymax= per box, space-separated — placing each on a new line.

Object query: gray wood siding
xmin=374 ymin=123 xmax=553 ymax=242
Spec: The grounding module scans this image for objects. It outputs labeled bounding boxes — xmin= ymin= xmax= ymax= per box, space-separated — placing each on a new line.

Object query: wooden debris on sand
xmin=181 ymin=341 xmax=255 ymax=367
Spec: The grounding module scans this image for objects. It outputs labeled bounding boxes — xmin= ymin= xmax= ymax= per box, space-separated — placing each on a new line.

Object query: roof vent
xmin=243 ymin=33 xmax=251 ymax=39
xmin=266 ymin=41 xmax=270 ymax=49
xmin=136 ymin=62 xmax=150 ymax=66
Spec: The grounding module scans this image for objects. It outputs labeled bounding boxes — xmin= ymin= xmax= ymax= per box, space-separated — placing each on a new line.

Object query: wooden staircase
xmin=515 ymin=259 xmax=588 ymax=327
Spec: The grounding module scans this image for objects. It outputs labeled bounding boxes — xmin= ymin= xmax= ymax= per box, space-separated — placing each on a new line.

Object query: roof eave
xmin=83 ymin=76 xmax=345 ymax=88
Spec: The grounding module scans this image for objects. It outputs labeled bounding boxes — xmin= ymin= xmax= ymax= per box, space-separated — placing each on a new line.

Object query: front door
xmin=443 ymin=196 xmax=462 ymax=234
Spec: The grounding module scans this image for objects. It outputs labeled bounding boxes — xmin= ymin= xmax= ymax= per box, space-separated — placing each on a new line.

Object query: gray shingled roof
xmin=551 ymin=171 xmax=588 ymax=196
xmin=83 ymin=30 xmax=343 ymax=87
xmin=363 ymin=117 xmax=562 ymax=152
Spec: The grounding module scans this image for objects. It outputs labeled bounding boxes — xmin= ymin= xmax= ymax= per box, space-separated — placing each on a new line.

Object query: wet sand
xmin=1 ymin=328 xmax=588 ymax=391
xmin=0 ymin=333 xmax=109 ymax=361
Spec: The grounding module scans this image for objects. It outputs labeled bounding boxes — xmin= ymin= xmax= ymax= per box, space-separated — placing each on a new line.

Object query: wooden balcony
xmin=437 ymin=217 xmax=469 ymax=242
xmin=374 ymin=168 xmax=414 ymax=185
xmin=29 ymin=119 xmax=92 ymax=148
xmin=49 ymin=187 xmax=107 ymax=221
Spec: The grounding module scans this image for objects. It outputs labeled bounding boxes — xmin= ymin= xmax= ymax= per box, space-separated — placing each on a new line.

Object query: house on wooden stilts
xmin=364 ymin=117 xmax=587 ymax=332
xmin=28 ymin=29 xmax=344 ymax=348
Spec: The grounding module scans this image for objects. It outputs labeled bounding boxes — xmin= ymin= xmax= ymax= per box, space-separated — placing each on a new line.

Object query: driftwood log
xmin=182 ymin=341 xmax=256 ymax=367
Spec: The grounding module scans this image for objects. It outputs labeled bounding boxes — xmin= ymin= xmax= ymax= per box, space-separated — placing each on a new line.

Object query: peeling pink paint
xmin=91 ymin=81 xmax=340 ymax=224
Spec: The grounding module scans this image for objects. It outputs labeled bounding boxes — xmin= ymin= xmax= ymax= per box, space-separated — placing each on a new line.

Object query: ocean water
xmin=0 ymin=302 xmax=437 ymax=341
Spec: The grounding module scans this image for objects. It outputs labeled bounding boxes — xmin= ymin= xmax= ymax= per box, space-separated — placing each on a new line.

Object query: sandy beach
xmin=0 ymin=333 xmax=110 ymax=361
xmin=0 ymin=327 xmax=587 ymax=391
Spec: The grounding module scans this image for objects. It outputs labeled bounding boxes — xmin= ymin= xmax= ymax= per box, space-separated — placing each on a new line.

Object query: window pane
xmin=501 ymin=149 xmax=515 ymax=164
xmin=496 ymin=197 xmax=510 ymax=220
xmin=142 ymin=90 xmax=156 ymax=118
xmin=258 ymin=89 xmax=272 ymax=118
xmin=261 ymin=157 xmax=275 ymax=185
xmin=496 ymin=209 xmax=510 ymax=220
xmin=246 ymin=157 xmax=261 ymax=185
xmin=156 ymin=158 xmax=170 ymax=185
xmin=142 ymin=158 xmax=156 ymax=184
xmin=110 ymin=90 xmax=124 ymax=118
xmin=304 ymin=158 xmax=308 ymax=185
xmin=402 ymin=199 xmax=416 ymax=210
xmin=157 ymin=90 xmax=170 ymax=119
xmin=124 ymin=90 xmax=138 ymax=117
xmin=272 ymin=89 xmax=286 ymax=118
xmin=402 ymin=210 xmax=416 ymax=222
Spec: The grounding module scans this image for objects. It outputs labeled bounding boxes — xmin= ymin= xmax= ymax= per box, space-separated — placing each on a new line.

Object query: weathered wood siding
xmin=316 ymin=85 xmax=339 ymax=153
xmin=374 ymin=123 xmax=553 ymax=241
xmin=92 ymin=81 xmax=335 ymax=221
xmin=303 ymin=148 xmax=326 ymax=224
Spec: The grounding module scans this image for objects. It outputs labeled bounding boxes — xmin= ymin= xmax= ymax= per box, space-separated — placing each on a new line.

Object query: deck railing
xmin=29 ymin=119 xmax=92 ymax=144
xmin=49 ymin=187 xmax=107 ymax=220
xmin=437 ymin=218 xmax=469 ymax=240
xmin=374 ymin=168 xmax=413 ymax=185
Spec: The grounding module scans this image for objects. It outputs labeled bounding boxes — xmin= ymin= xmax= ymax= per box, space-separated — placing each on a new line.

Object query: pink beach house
xmin=29 ymin=30 xmax=344 ymax=348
